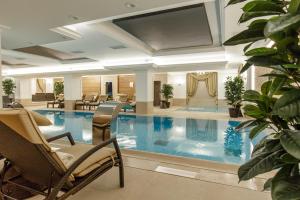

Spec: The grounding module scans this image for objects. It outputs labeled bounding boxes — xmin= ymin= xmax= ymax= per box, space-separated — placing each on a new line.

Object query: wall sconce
xmin=176 ymin=79 xmax=185 ymax=86
xmin=129 ymin=82 xmax=134 ymax=88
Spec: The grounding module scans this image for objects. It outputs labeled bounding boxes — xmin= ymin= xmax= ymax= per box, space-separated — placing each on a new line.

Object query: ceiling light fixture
xmin=50 ymin=27 xmax=82 ymax=40
xmin=125 ymin=2 xmax=136 ymax=8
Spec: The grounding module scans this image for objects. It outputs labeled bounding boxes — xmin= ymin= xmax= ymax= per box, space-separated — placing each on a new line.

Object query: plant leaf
xmin=238 ymin=150 xmax=284 ymax=181
xmin=271 ymin=176 xmax=300 ymax=200
xmin=248 ymin=19 xmax=268 ymax=29
xmin=247 ymin=56 xmax=286 ymax=67
xmin=249 ymin=122 xmax=269 ymax=139
xmin=288 ymin=0 xmax=300 ymax=14
xmin=237 ymin=120 xmax=262 ymax=132
xmin=280 ymin=130 xmax=300 ymax=160
xmin=243 ymin=43 xmax=253 ymax=52
xmin=243 ymin=90 xmax=261 ymax=101
xmin=243 ymin=1 xmax=285 ymax=13
xmin=273 ymin=89 xmax=300 ymax=118
xmin=264 ymin=178 xmax=273 ymax=191
xmin=245 ymin=47 xmax=277 ymax=56
xmin=240 ymin=62 xmax=252 ymax=74
xmin=240 ymin=11 xmax=282 ymax=23
xmin=280 ymin=153 xmax=299 ymax=164
xmin=265 ymin=14 xmax=300 ymax=37
xmin=283 ymin=64 xmax=300 ymax=69
xmin=261 ymin=81 xmax=272 ymax=95
xmin=224 ymin=29 xmax=264 ymax=46
xmin=269 ymin=77 xmax=287 ymax=96
xmin=227 ymin=0 xmax=247 ymax=6
xmin=244 ymin=105 xmax=266 ymax=119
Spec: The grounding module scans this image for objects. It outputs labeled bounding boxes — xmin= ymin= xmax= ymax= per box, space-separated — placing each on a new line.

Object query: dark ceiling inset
xmin=2 ymin=60 xmax=35 ymax=68
xmin=113 ymin=4 xmax=212 ymax=51
xmin=14 ymin=46 xmax=96 ymax=63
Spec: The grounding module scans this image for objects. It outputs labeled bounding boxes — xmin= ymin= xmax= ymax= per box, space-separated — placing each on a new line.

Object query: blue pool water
xmin=35 ymin=110 xmax=262 ymax=165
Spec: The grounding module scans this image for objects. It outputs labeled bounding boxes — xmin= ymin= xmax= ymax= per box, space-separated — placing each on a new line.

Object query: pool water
xmin=177 ymin=106 xmax=228 ymax=113
xmin=36 ymin=110 xmax=262 ymax=165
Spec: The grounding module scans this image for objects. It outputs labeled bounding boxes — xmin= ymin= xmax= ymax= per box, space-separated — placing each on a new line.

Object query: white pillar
xmin=64 ymin=74 xmax=81 ymax=110
xmin=17 ymin=78 xmax=35 ymax=106
xmin=0 ymin=30 xmax=2 ymax=108
xmin=135 ymin=70 xmax=153 ymax=114
xmin=247 ymin=66 xmax=255 ymax=90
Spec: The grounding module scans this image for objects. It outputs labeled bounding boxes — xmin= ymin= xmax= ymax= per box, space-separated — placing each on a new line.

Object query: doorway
xmin=105 ymin=82 xmax=113 ymax=99
xmin=153 ymin=81 xmax=161 ymax=106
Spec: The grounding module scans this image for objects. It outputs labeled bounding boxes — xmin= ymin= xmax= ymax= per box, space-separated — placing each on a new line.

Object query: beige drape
xmin=186 ymin=72 xmax=217 ymax=103
xmin=36 ymin=79 xmax=46 ymax=93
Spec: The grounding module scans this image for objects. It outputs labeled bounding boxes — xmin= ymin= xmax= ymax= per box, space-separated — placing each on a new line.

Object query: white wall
xmin=167 ymin=72 xmax=186 ymax=99
xmin=100 ymin=75 xmax=118 ymax=99
xmin=45 ymin=78 xmax=54 ymax=93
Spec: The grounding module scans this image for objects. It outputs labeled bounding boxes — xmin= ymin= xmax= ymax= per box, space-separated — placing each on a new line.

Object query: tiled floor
xmin=27 ymin=153 xmax=270 ymax=200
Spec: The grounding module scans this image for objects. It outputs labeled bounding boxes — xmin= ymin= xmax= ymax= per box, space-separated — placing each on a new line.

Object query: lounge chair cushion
xmin=58 ymin=144 xmax=116 ymax=177
xmin=30 ymin=111 xmax=52 ymax=126
xmin=93 ymin=115 xmax=112 ymax=125
xmin=0 ymin=109 xmax=68 ymax=173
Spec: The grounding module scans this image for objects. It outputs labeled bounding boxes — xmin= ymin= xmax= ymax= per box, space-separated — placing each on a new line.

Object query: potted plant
xmin=224 ymin=0 xmax=300 ymax=199
xmin=224 ymin=76 xmax=245 ymax=118
xmin=160 ymin=84 xmax=173 ymax=109
xmin=2 ymin=79 xmax=16 ymax=98
xmin=54 ymin=81 xmax=64 ymax=96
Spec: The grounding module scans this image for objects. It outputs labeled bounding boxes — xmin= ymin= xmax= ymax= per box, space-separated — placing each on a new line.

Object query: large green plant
xmin=161 ymin=84 xmax=174 ymax=102
xmin=224 ymin=0 xmax=300 ymax=199
xmin=2 ymin=79 xmax=16 ymax=96
xmin=225 ymin=76 xmax=245 ymax=108
xmin=54 ymin=81 xmax=64 ymax=96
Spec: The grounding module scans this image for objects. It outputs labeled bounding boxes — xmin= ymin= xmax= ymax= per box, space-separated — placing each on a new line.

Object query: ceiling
xmin=0 ymin=0 xmax=224 ymax=75
xmin=113 ymin=4 xmax=213 ymax=51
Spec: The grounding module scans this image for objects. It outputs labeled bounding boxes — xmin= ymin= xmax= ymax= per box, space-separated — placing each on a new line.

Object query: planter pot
xmin=160 ymin=100 xmax=171 ymax=109
xmin=229 ymin=108 xmax=241 ymax=118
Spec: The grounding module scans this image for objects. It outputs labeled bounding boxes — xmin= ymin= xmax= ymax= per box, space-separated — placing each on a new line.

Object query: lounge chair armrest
xmin=46 ymin=132 xmax=75 ymax=145
xmin=92 ymin=123 xmax=110 ymax=128
xmin=49 ymin=137 xmax=121 ymax=199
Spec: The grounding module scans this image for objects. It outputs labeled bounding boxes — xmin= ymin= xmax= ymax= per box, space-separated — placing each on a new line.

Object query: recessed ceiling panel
xmin=113 ymin=4 xmax=213 ymax=51
xmin=14 ymin=46 xmax=97 ymax=63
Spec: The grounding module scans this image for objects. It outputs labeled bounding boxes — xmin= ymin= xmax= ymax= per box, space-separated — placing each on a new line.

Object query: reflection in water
xmin=162 ymin=117 xmax=173 ymax=130
xmin=186 ymin=119 xmax=217 ymax=142
xmin=224 ymin=121 xmax=243 ymax=157
xmin=35 ymin=110 xmax=261 ymax=165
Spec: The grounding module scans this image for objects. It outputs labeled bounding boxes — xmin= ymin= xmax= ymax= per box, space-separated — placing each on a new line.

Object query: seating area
xmin=0 ymin=109 xmax=124 ymax=199
xmin=0 ymin=0 xmax=292 ymax=199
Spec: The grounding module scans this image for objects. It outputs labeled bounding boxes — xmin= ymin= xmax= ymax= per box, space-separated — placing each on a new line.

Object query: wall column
xmin=17 ymin=78 xmax=35 ymax=106
xmin=247 ymin=65 xmax=255 ymax=90
xmin=135 ymin=70 xmax=153 ymax=114
xmin=64 ymin=74 xmax=81 ymax=110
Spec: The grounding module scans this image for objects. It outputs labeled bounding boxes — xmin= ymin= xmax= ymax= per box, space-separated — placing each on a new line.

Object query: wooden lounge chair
xmin=74 ymin=94 xmax=86 ymax=110
xmin=117 ymin=94 xmax=128 ymax=103
xmin=0 ymin=109 xmax=124 ymax=200
xmin=88 ymin=94 xmax=108 ymax=111
xmin=93 ymin=104 xmax=122 ymax=142
xmin=47 ymin=94 xmax=64 ymax=108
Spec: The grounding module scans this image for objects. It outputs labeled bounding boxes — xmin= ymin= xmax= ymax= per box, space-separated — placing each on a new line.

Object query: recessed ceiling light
xmin=125 ymin=2 xmax=136 ymax=8
xmin=68 ymin=15 xmax=79 ymax=21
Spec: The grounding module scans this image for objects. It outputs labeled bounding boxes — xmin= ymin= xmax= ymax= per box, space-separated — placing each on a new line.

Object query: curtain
xmin=36 ymin=79 xmax=46 ymax=93
xmin=186 ymin=72 xmax=218 ymax=103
